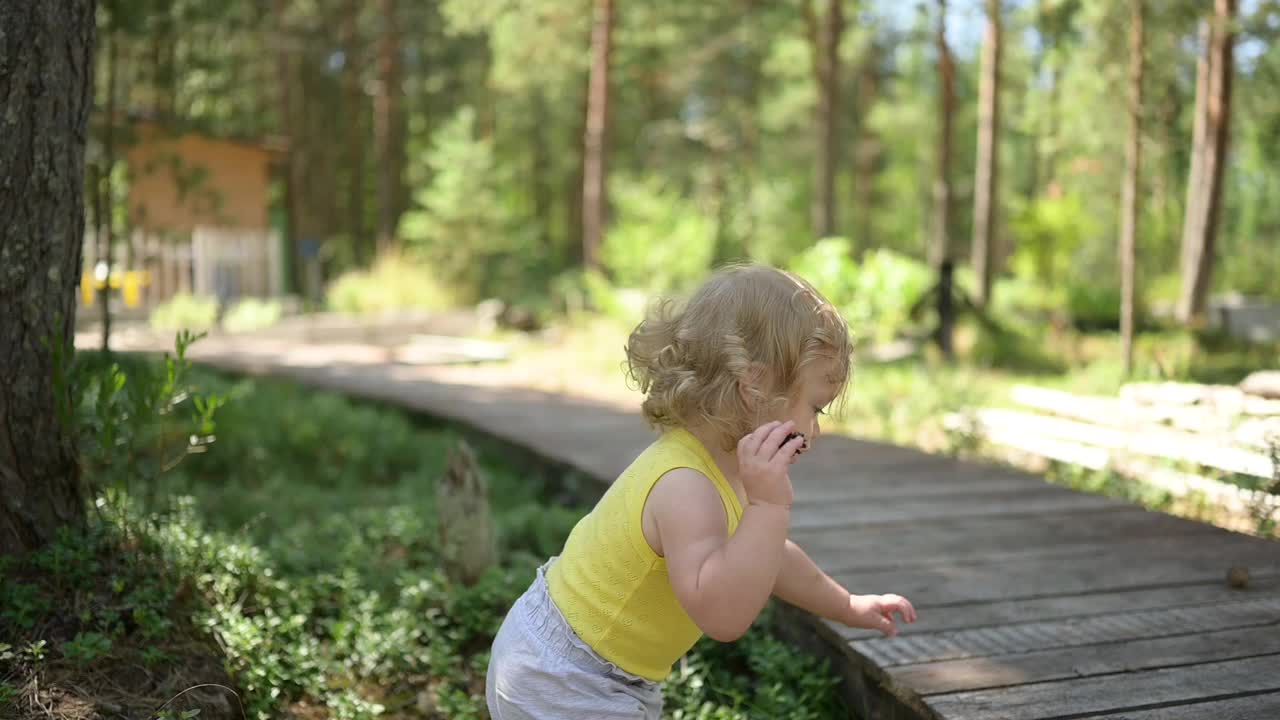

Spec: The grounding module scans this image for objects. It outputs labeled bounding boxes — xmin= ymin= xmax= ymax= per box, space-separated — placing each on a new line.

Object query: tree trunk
xmin=1120 ymin=0 xmax=1144 ymax=376
xmin=565 ymin=77 xmax=587 ymax=267
xmin=854 ymin=43 xmax=880 ymax=258
xmin=342 ymin=0 xmax=368 ymax=266
xmin=1177 ymin=0 xmax=1234 ymax=324
xmin=375 ymin=0 xmax=405 ymax=254
xmin=274 ymin=0 xmax=304 ymax=296
xmin=972 ymin=0 xmax=1002 ymax=309
xmin=740 ymin=0 xmax=763 ymax=259
xmin=0 ymin=0 xmax=95 ymax=556
xmin=530 ymin=90 xmax=553 ymax=252
xmin=932 ymin=0 xmax=955 ymax=268
xmin=805 ymin=0 xmax=843 ymax=239
xmin=97 ymin=25 xmax=119 ymax=351
xmin=582 ymin=0 xmax=614 ymax=272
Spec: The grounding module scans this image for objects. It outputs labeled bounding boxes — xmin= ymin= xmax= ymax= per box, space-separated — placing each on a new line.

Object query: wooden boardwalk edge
xmin=775 ymin=603 xmax=936 ymax=720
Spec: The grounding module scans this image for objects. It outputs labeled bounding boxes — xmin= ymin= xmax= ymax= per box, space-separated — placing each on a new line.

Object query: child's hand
xmin=737 ymin=420 xmax=804 ymax=508
xmin=844 ymin=593 xmax=917 ymax=637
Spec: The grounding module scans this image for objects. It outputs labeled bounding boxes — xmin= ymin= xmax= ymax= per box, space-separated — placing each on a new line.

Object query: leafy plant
xmin=61 ymin=632 xmax=113 ymax=666
xmin=400 ymin=106 xmax=537 ymax=303
xmin=327 ymin=253 xmax=455 ymax=314
xmin=72 ymin=331 xmax=223 ymax=512
xmin=0 ymin=681 xmax=17 ymax=709
xmin=788 ymin=239 xmax=933 ymax=344
xmin=222 ymin=298 xmax=283 ymax=333
xmin=602 ymin=175 xmax=718 ymax=293
xmin=149 ymin=293 xmax=219 ymax=332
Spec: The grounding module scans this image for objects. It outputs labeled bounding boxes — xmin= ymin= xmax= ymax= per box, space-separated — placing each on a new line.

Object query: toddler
xmin=486 ymin=264 xmax=917 ymax=719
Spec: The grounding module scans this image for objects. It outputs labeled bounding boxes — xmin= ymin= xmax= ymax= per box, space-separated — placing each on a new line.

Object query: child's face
xmin=770 ymin=358 xmax=843 ymax=455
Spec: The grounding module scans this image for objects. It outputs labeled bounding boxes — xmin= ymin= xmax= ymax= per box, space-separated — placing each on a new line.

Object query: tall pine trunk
xmin=582 ymin=0 xmax=614 ymax=272
xmin=342 ymin=0 xmax=368 ymax=265
xmin=530 ymin=91 xmax=553 ymax=253
xmin=932 ymin=0 xmax=955 ymax=268
xmin=806 ymin=0 xmax=843 ymax=239
xmin=375 ymin=0 xmax=405 ymax=254
xmin=1120 ymin=0 xmax=1145 ymax=375
xmin=1177 ymin=0 xmax=1234 ymax=324
xmin=94 ymin=24 xmax=119 ymax=352
xmin=740 ymin=0 xmax=763 ymax=258
xmin=0 ymin=0 xmax=96 ymax=555
xmin=274 ymin=0 xmax=304 ymax=296
xmin=854 ymin=43 xmax=880 ymax=257
xmin=972 ymin=0 xmax=1001 ymax=308
xmin=565 ymin=76 xmax=588 ymax=267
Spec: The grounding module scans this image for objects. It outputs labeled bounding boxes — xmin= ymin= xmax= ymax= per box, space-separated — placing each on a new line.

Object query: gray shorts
xmin=486 ymin=560 xmax=664 ymax=720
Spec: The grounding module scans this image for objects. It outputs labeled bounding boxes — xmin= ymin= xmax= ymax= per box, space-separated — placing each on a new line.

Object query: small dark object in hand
xmin=783 ymin=431 xmax=809 ymax=453
xmin=1227 ymin=565 xmax=1250 ymax=589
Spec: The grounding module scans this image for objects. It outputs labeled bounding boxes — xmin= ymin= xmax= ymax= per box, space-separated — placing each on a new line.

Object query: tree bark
xmin=1120 ymin=0 xmax=1144 ymax=376
xmin=740 ymin=0 xmax=763 ymax=259
xmin=0 ymin=0 xmax=96 ymax=556
xmin=854 ymin=43 xmax=880 ymax=258
xmin=342 ymin=0 xmax=368 ymax=265
xmin=972 ymin=0 xmax=1002 ymax=308
xmin=932 ymin=0 xmax=955 ymax=268
xmin=274 ymin=0 xmax=303 ymax=296
xmin=805 ymin=0 xmax=843 ymax=239
xmin=530 ymin=90 xmax=552 ymax=252
xmin=98 ymin=24 xmax=119 ymax=351
xmin=375 ymin=0 xmax=406 ymax=254
xmin=1177 ymin=0 xmax=1234 ymax=324
xmin=582 ymin=0 xmax=614 ymax=272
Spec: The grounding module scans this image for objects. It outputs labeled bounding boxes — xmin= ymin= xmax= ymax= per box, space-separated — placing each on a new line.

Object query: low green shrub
xmin=222 ymin=297 xmax=283 ymax=333
xmin=327 ymin=254 xmax=455 ymax=314
xmin=149 ymin=293 xmax=219 ymax=332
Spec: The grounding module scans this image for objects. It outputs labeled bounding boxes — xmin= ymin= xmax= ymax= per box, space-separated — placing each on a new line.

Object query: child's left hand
xmin=843 ymin=593 xmax=917 ymax=637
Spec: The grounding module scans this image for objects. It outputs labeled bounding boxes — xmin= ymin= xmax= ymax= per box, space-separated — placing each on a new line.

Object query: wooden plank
xmin=793 ymin=506 xmax=1218 ymax=555
xmin=792 ymin=505 xmax=1189 ymax=544
xmin=830 ymin=540 xmax=1280 ymax=611
xmin=889 ymin=623 xmax=1280 ymax=695
xmin=790 ymin=491 xmax=1128 ymax=530
xmin=836 ymin=578 xmax=1280 ymax=639
xmin=803 ymin=520 xmax=1236 ymax=575
xmin=799 ymin=435 xmax=961 ymax=472
xmin=857 ymin=595 xmax=1280 ymax=668
xmin=1076 ymin=691 xmax=1280 ymax=719
xmin=925 ymin=654 xmax=1280 ymax=720
xmin=957 ymin=417 xmax=1278 ymax=518
xmin=792 ymin=475 xmax=1050 ymax=503
xmin=974 ymin=406 xmax=1273 ymax=478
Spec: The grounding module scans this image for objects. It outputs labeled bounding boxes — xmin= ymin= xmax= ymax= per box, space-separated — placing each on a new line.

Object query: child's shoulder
xmin=614 ymin=428 xmax=719 ymax=488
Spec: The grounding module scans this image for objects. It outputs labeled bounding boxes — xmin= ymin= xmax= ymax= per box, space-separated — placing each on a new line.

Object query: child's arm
xmin=651 ymin=422 xmax=803 ymax=642
xmin=773 ymin=539 xmax=918 ymax=636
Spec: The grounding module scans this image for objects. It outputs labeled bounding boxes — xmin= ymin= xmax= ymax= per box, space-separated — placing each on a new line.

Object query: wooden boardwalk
xmin=166 ymin=337 xmax=1280 ymax=719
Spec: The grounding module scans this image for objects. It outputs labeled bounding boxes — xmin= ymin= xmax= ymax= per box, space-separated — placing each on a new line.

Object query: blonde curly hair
xmin=625 ymin=264 xmax=853 ymax=451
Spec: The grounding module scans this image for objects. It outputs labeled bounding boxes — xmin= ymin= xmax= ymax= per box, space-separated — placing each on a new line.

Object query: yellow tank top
xmin=545 ymin=427 xmax=743 ymax=681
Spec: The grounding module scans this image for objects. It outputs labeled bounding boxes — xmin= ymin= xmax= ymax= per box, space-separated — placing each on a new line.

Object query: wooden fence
xmin=81 ymin=226 xmax=282 ymax=309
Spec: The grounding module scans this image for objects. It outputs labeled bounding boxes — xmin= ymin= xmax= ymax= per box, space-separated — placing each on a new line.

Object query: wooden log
xmin=1242 ymin=370 xmax=1280 ymax=400
xmin=947 ymin=412 xmax=1278 ymax=518
xmin=1013 ymin=384 xmax=1280 ymax=445
xmin=971 ymin=407 xmax=1273 ymax=478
